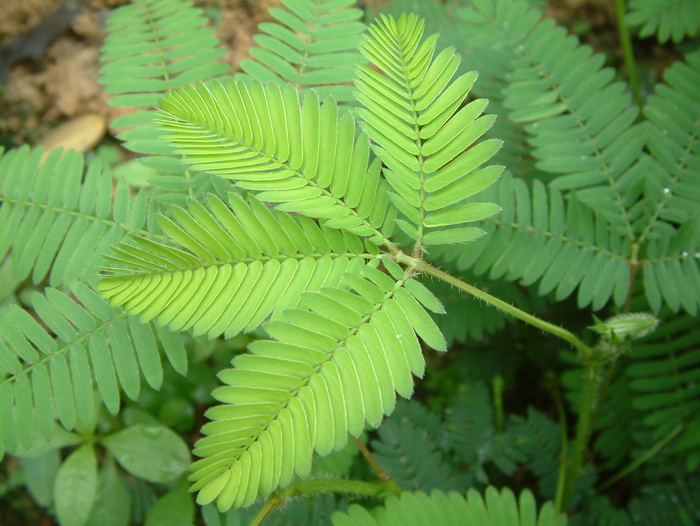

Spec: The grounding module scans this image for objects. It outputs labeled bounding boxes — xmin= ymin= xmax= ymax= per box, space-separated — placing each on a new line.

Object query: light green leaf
xmin=424 ymin=227 xmax=486 ymax=246
xmin=405 ymin=279 xmax=446 ymax=314
xmin=424 ymin=203 xmax=502 ymax=227
xmin=355 ymin=14 xmax=502 ymax=246
xmin=394 ymin=289 xmax=446 ymax=351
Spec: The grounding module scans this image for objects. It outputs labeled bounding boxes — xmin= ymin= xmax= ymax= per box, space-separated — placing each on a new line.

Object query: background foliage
xmin=0 ymin=0 xmax=699 ymax=524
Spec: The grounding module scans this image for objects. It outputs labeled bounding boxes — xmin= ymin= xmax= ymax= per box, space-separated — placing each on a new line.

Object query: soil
xmin=0 ymin=0 xmax=677 ymax=153
xmin=0 ymin=0 xmax=280 ymax=148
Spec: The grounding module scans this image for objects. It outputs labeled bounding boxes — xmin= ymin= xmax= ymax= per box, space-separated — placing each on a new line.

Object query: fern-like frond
xmin=433 ymin=173 xmax=632 ymax=310
xmin=237 ymin=0 xmax=366 ymax=102
xmin=332 ymin=486 xmax=567 ymax=526
xmin=507 ymin=33 xmax=642 ymax=228
xmin=445 ymin=382 xmax=494 ymax=468
xmin=640 ymin=215 xmax=700 ymax=314
xmin=627 ymin=477 xmax=700 ymax=526
xmin=98 ymin=192 xmax=382 ymax=339
xmin=449 ymin=4 xmax=699 ymax=314
xmin=430 ymin=155 xmax=698 ymax=314
xmin=0 ymin=147 xmax=155 ymax=288
xmin=626 ymin=0 xmax=700 ymax=43
xmin=459 ymin=0 xmax=644 ymax=233
xmin=0 ymin=283 xmax=187 ymax=457
xmin=371 ymin=400 xmax=466 ymax=491
xmin=99 ymin=0 xmax=230 ymax=162
xmin=189 ymin=266 xmax=446 ymax=510
xmin=638 ymin=50 xmax=700 ymax=232
xmin=508 ymin=408 xmax=561 ymax=498
xmin=569 ymin=496 xmax=632 ymax=526
xmin=443 ymin=380 xmax=527 ymax=481
xmin=620 ymin=50 xmax=700 ymax=309
xmin=380 ymin=0 xmax=541 ymax=177
xmin=203 ymin=494 xmax=340 ymax=526
xmin=449 ymin=0 xmax=541 ymax=175
xmin=355 ymin=14 xmax=504 ymax=247
xmin=155 ymin=80 xmax=396 ymax=246
xmin=592 ymin=370 xmax=647 ymax=471
xmin=625 ymin=313 xmax=700 ymax=468
xmin=262 ymin=495 xmax=340 ymax=526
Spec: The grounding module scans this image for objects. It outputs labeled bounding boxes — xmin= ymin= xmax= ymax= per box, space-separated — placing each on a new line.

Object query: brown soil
xmin=0 ymin=0 xmax=279 ymax=148
xmin=0 ymin=0 xmax=674 ymax=150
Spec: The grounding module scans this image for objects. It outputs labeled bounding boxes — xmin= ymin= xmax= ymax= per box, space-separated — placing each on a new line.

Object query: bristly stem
xmin=414 ymin=260 xmax=594 ymax=359
xmin=614 ymin=0 xmax=644 ymax=115
xmin=249 ymin=478 xmax=399 ymax=526
xmin=549 ymin=374 xmax=569 ymax=514
xmin=413 ymin=258 xmax=602 ymax=512
xmin=249 ymin=494 xmax=283 ymax=526
xmin=560 ymin=359 xmax=604 ymax=511
xmin=279 ymin=478 xmax=397 ymax=498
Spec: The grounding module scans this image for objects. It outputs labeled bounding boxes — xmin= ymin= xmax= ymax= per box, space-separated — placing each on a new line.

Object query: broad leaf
xmin=54 ymin=444 xmax=98 ymax=526
xmin=102 ymin=424 xmax=190 ymax=483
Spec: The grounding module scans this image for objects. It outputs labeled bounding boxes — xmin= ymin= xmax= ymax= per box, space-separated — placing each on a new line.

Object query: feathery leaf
xmin=238 ymin=0 xmax=366 ymax=102
xmin=98 ymin=192 xmax=382 ymax=339
xmin=626 ymin=0 xmax=700 ymax=43
xmin=355 ymin=14 xmax=503 ymax=247
xmin=0 ymin=147 xmax=155 ymax=288
xmin=0 ymin=283 xmax=186 ymax=456
xmin=156 ymin=80 xmax=396 ymax=246
xmin=332 ymin=486 xmax=567 ymax=526
xmin=189 ymin=266 xmax=445 ymax=510
xmin=100 ymin=0 xmax=230 ymax=166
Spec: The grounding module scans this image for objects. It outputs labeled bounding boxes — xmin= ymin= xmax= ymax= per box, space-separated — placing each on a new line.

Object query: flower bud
xmin=589 ymin=313 xmax=659 ymax=343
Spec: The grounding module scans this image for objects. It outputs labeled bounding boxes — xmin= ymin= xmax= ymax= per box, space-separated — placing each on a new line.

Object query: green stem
xmin=249 ymin=494 xmax=283 ymax=526
xmin=551 ymin=377 xmax=569 ymax=513
xmin=403 ymin=257 xmax=601 ymax=512
xmin=249 ymin=478 xmax=400 ymax=526
xmin=353 ymin=436 xmax=392 ymax=481
xmin=592 ymin=357 xmax=618 ymax=430
xmin=492 ymin=375 xmax=505 ymax=435
xmin=614 ymin=0 xmax=644 ymax=114
xmin=625 ymin=244 xmax=640 ymax=312
xmin=279 ymin=478 xmax=397 ymax=498
xmin=415 ymin=261 xmax=593 ymax=359
xmin=597 ymin=422 xmax=685 ymax=491
xmin=560 ymin=359 xmax=604 ymax=510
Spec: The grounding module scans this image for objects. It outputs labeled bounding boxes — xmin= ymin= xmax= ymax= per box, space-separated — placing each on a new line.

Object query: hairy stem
xmin=279 ymin=477 xmax=397 ymax=498
xmin=593 ymin=356 xmax=619 ymax=430
xmin=560 ymin=359 xmax=604 ymax=511
xmin=550 ymin=374 xmax=569 ymax=513
xmin=249 ymin=494 xmax=283 ymax=526
xmin=614 ymin=0 xmax=644 ymax=114
xmin=414 ymin=260 xmax=594 ymax=359
xmin=249 ymin=477 xmax=400 ymax=525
